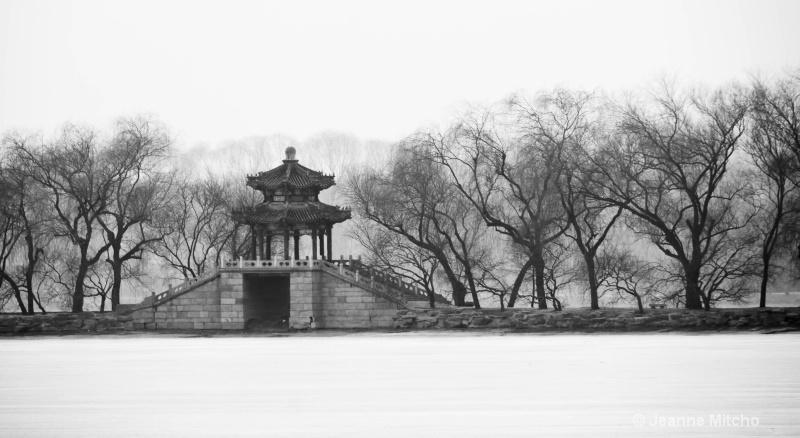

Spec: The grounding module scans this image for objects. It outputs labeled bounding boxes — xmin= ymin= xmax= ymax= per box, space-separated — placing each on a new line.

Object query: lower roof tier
xmin=232 ymin=201 xmax=351 ymax=229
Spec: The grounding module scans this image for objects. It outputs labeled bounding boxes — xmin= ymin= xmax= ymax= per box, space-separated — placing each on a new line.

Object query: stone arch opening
xmin=243 ymin=273 xmax=290 ymax=330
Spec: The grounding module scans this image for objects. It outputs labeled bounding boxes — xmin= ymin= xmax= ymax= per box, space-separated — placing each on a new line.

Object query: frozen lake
xmin=1 ymin=332 xmax=799 ymax=437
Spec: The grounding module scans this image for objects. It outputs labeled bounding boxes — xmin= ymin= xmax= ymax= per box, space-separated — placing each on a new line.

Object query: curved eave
xmin=246 ymin=178 xmax=336 ymax=193
xmin=232 ymin=201 xmax=352 ymax=227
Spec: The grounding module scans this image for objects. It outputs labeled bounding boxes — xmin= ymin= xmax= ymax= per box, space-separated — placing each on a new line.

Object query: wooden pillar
xmin=250 ymin=225 xmax=256 ymax=259
xmin=326 ymin=225 xmax=333 ymax=262
xmin=283 ymin=229 xmax=290 ymax=259
xmin=293 ymin=230 xmax=300 ymax=260
xmin=311 ymin=229 xmax=318 ymax=260
xmin=258 ymin=228 xmax=264 ymax=259
xmin=265 ymin=233 xmax=272 ymax=259
xmin=319 ymin=228 xmax=325 ymax=260
xmin=232 ymin=225 xmax=238 ymax=258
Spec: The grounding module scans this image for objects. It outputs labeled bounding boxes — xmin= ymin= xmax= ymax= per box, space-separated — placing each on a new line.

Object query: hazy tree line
xmin=344 ymin=73 xmax=800 ymax=311
xmin=1 ymin=73 xmax=798 ymax=313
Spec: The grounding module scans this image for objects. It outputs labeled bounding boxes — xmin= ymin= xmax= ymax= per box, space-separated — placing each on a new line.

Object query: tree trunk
xmin=110 ymin=248 xmax=122 ymax=311
xmin=759 ymin=259 xmax=770 ymax=308
xmin=33 ymin=294 xmax=46 ymax=313
xmin=507 ymin=256 xmax=534 ymax=308
xmin=533 ymin=247 xmax=547 ymax=310
xmin=584 ymin=253 xmax=600 ymax=310
xmin=24 ymin=231 xmax=36 ymax=314
xmin=25 ymin=266 xmax=35 ymax=315
xmin=634 ymin=294 xmax=644 ymax=313
xmin=453 ymin=282 xmax=467 ymax=306
xmin=684 ymin=264 xmax=703 ymax=310
xmin=464 ymin=271 xmax=481 ymax=309
xmin=4 ymin=276 xmax=28 ymax=314
xmin=14 ymin=287 xmax=27 ymax=313
xmin=433 ymin=253 xmax=467 ymax=307
xmin=72 ymin=253 xmax=89 ymax=313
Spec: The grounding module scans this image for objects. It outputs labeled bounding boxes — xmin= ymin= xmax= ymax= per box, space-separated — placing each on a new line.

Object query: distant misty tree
xmin=153 ymin=174 xmax=236 ymax=281
xmin=304 ymin=131 xmax=362 ymax=179
xmin=0 ymin=149 xmax=52 ymax=313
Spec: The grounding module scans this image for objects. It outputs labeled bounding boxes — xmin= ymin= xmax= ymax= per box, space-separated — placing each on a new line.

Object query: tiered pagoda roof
xmin=234 ymin=202 xmax=351 ymax=229
xmin=246 ymin=160 xmax=335 ymax=193
xmin=232 ymin=147 xmax=351 ymax=231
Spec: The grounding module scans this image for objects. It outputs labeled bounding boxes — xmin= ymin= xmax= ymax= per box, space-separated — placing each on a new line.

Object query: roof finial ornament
xmin=285 ymin=146 xmax=297 ymax=161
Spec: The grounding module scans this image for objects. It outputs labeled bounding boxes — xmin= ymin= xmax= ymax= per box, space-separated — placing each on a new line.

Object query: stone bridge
xmin=126 ymin=257 xmax=451 ymax=330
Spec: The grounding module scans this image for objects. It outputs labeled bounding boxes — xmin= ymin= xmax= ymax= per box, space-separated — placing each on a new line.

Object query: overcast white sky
xmin=1 ymin=0 xmax=799 ymax=149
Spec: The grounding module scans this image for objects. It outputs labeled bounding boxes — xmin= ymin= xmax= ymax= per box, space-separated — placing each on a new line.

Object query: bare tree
xmin=540 ymin=241 xmax=579 ymax=311
xmin=344 ymin=145 xmax=487 ymax=308
xmin=98 ymin=116 xmax=175 ymax=310
xmin=8 ymin=126 xmax=123 ymax=312
xmin=0 ymin=160 xmax=27 ymax=312
xmin=599 ymin=246 xmax=657 ymax=313
xmin=588 ymin=82 xmax=751 ymax=309
xmin=746 ymin=74 xmax=800 ymax=306
xmin=348 ymin=218 xmax=441 ymax=303
xmin=555 ymin=99 xmax=624 ymax=309
xmin=435 ymin=90 xmax=578 ymax=309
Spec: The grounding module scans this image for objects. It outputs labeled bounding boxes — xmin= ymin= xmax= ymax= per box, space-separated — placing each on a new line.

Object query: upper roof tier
xmin=246 ymin=147 xmax=335 ymax=194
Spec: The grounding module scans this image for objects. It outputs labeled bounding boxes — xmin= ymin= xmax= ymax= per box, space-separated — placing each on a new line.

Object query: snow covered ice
xmin=1 ymin=332 xmax=799 ymax=437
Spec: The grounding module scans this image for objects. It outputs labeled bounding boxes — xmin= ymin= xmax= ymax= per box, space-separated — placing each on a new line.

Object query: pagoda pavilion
xmin=231 ymin=147 xmax=351 ymax=261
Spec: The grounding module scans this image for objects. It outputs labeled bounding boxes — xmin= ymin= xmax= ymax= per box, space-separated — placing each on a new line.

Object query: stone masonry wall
xmin=288 ymin=270 xmax=321 ymax=329
xmin=316 ymin=272 xmax=400 ymax=328
xmin=219 ymin=272 xmax=245 ymax=329
xmin=0 ymin=312 xmax=133 ymax=334
xmin=132 ymin=277 xmax=226 ymax=330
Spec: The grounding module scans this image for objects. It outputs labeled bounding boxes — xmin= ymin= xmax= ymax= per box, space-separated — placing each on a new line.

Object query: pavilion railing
xmin=136 ymin=267 xmax=221 ymax=309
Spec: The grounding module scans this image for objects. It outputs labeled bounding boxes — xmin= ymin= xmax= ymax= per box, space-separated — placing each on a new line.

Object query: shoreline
xmin=2 ymin=306 xmax=799 ymax=336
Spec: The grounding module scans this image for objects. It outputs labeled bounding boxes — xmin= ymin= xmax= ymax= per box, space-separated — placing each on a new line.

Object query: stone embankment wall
xmin=0 ymin=312 xmax=134 ymax=334
xmin=4 ymin=306 xmax=799 ymax=334
xmin=393 ymin=307 xmax=800 ymax=330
